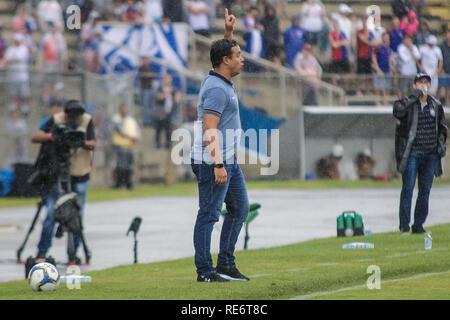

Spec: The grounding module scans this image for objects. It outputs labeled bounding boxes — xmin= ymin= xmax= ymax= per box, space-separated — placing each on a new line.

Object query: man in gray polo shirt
xmin=190 ymin=10 xmax=250 ymax=282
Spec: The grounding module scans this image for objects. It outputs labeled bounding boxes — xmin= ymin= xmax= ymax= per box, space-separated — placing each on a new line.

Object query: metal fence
xmin=0 ymin=69 xmax=85 ymax=169
xmin=321 ymin=73 xmax=450 ymax=107
xmin=188 ymin=31 xmax=347 ymax=118
xmin=0 ymin=68 xmax=139 ymax=189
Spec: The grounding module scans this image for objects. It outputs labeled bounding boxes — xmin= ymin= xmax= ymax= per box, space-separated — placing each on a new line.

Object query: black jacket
xmin=393 ymin=90 xmax=447 ymax=176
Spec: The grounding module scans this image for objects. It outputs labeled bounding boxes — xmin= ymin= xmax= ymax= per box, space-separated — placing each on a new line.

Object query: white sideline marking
xmin=288 ymin=270 xmax=450 ymax=300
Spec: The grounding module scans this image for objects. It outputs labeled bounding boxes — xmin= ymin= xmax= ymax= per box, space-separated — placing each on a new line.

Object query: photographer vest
xmin=53 ymin=112 xmax=93 ymax=177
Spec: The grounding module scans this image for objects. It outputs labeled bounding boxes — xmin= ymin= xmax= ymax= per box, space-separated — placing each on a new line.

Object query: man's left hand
xmin=224 ymin=8 xmax=236 ymax=39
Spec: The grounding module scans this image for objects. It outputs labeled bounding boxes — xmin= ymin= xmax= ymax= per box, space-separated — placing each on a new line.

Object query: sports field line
xmin=288 ymin=269 xmax=450 ymax=300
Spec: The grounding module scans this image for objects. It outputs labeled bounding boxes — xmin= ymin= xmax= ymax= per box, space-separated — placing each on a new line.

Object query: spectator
xmin=39 ymin=21 xmax=68 ymax=71
xmin=39 ymin=21 xmax=68 ymax=105
xmin=356 ymin=149 xmax=377 ymax=180
xmin=4 ymin=110 xmax=29 ymax=167
xmin=368 ymin=15 xmax=386 ymax=46
xmin=414 ymin=18 xmax=430 ymax=47
xmin=13 ymin=4 xmax=37 ymax=34
xmin=37 ymin=0 xmax=64 ymax=31
xmin=397 ymin=34 xmax=421 ymax=98
xmin=111 ymin=104 xmax=141 ymax=189
xmin=328 ymin=17 xmax=350 ymax=92
xmin=187 ymin=0 xmax=210 ymax=37
xmin=389 ymin=16 xmax=405 ymax=53
xmin=317 ymin=144 xmax=343 ymax=179
xmin=143 ymin=0 xmax=163 ymax=23
xmin=400 ymin=10 xmax=419 ymax=37
xmin=372 ymin=32 xmax=393 ymax=106
xmin=349 ymin=13 xmax=363 ymax=65
xmin=19 ymin=23 xmax=38 ymax=61
xmin=138 ymin=56 xmax=156 ymax=127
xmin=283 ymin=14 xmax=307 ymax=68
xmin=355 ymin=17 xmax=376 ymax=96
xmin=0 ymin=24 xmax=7 ymax=60
xmin=81 ymin=13 xmax=103 ymax=73
xmin=163 ymin=0 xmax=184 ymax=22
xmin=392 ymin=0 xmax=412 ymax=20
xmin=204 ymin=0 xmax=217 ymax=29
xmin=39 ymin=94 xmax=64 ymax=129
xmin=243 ymin=6 xmax=258 ymax=32
xmin=419 ymin=35 xmax=443 ymax=95
xmin=262 ymin=4 xmax=281 ymax=65
xmin=336 ymin=4 xmax=353 ymax=42
xmin=438 ymin=30 xmax=450 ymax=106
xmin=119 ymin=0 xmax=144 ymax=23
xmin=80 ymin=0 xmax=96 ymax=24
xmin=151 ymin=74 xmax=181 ymax=149
xmin=300 ymin=0 xmax=326 ymax=53
xmin=0 ymin=33 xmax=31 ymax=116
xmin=294 ymin=43 xmax=322 ymax=106
xmin=243 ymin=19 xmax=265 ymax=73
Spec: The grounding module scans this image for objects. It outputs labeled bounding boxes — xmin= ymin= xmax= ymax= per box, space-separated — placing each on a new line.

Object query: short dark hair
xmin=210 ymin=39 xmax=238 ymax=68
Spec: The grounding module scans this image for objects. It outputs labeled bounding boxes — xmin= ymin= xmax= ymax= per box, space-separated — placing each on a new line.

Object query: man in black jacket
xmin=393 ymin=73 xmax=447 ymax=234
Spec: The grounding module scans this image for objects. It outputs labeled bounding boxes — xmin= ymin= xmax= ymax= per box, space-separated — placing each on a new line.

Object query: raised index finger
xmin=225 ymin=8 xmax=229 ymax=19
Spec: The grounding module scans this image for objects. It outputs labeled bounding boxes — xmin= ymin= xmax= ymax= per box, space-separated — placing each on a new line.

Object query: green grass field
xmin=1 ymin=223 xmax=449 ymax=300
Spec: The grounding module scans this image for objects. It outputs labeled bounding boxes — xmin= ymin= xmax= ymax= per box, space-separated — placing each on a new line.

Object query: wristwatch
xmin=213 ymin=163 xmax=224 ymax=168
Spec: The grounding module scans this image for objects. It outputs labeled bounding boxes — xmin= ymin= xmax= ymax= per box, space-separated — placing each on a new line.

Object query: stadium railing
xmin=189 ymin=31 xmax=347 ymax=118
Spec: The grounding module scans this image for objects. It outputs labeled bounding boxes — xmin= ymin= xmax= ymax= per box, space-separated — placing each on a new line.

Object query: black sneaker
xmin=412 ymin=226 xmax=427 ymax=234
xmin=216 ymin=266 xmax=250 ymax=281
xmin=197 ymin=272 xmax=230 ymax=282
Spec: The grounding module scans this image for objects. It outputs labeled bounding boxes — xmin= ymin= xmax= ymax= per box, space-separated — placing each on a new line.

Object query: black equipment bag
xmin=27 ymin=141 xmax=59 ymax=197
xmin=54 ymin=192 xmax=82 ymax=234
xmin=8 ymin=163 xmax=41 ymax=197
xmin=24 ymin=256 xmax=56 ymax=279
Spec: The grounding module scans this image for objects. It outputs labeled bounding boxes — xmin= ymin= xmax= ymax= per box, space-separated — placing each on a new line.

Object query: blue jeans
xmin=191 ymin=160 xmax=249 ymax=275
xmin=141 ymin=89 xmax=153 ymax=126
xmin=399 ymin=152 xmax=438 ymax=232
xmin=38 ymin=180 xmax=89 ymax=257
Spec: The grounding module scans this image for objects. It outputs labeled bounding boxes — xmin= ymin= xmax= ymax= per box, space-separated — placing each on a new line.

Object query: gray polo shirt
xmin=191 ymin=70 xmax=241 ymax=163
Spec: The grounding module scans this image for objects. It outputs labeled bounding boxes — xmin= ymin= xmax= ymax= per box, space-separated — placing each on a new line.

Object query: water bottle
xmin=342 ymin=242 xmax=374 ymax=249
xmin=424 ymin=233 xmax=432 ymax=250
xmin=60 ymin=275 xmax=92 ymax=283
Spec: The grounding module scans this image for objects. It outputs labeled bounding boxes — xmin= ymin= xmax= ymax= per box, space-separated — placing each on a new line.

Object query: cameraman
xmin=31 ymin=100 xmax=95 ymax=264
xmin=394 ymin=73 xmax=447 ymax=234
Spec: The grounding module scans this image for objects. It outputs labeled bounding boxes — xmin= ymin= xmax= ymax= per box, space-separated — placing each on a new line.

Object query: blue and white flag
xmin=99 ymin=23 xmax=188 ymax=75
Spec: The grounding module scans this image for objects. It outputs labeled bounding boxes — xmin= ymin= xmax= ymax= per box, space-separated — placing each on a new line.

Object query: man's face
xmin=392 ymin=17 xmax=400 ymax=28
xmin=403 ymin=36 xmax=412 ymax=46
xmin=120 ymin=105 xmax=128 ymax=117
xmin=383 ymin=34 xmax=390 ymax=46
xmin=446 ymin=31 xmax=450 ymax=43
xmin=226 ymin=45 xmax=244 ymax=77
xmin=413 ymin=78 xmax=431 ymax=92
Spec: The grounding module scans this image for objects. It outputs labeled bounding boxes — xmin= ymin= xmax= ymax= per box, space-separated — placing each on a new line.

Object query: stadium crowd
xmin=0 ymin=0 xmax=448 ymax=181
xmin=0 ymin=1 xmax=449 ymax=113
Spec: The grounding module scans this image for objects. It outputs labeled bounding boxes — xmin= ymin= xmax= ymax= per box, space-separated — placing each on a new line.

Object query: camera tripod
xmin=16 ymin=139 xmax=91 ymax=265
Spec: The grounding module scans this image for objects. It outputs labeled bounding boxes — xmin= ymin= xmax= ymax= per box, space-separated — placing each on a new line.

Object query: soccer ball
xmin=28 ymin=262 xmax=60 ymax=292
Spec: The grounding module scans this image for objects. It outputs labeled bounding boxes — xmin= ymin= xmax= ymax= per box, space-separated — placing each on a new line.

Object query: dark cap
xmin=64 ymin=100 xmax=85 ymax=115
xmin=414 ymin=72 xmax=431 ymax=84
